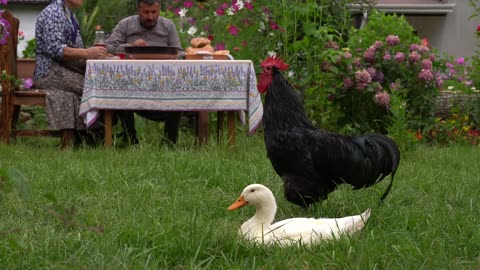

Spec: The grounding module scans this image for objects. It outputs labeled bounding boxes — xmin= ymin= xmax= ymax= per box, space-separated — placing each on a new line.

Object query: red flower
xmin=207 ymin=35 xmax=214 ymax=41
xmin=270 ymin=22 xmax=279 ymax=30
xmin=421 ymin=37 xmax=429 ymax=46
xmin=477 ymin=25 xmax=480 ymax=32
xmin=415 ymin=131 xmax=423 ymax=140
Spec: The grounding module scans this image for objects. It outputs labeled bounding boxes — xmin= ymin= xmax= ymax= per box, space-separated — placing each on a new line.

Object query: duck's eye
xmin=251 ymin=189 xmax=255 ymax=192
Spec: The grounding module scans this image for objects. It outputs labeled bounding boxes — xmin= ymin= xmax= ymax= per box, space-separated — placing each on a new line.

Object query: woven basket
xmin=434 ymin=90 xmax=480 ymax=118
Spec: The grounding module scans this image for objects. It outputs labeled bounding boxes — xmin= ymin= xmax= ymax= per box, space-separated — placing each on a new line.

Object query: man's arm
xmin=167 ymin=21 xmax=182 ymax=51
xmin=105 ymin=19 xmax=130 ymax=54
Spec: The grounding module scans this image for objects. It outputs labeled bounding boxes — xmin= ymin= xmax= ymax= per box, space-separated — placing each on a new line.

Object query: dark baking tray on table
xmin=124 ymin=46 xmax=180 ymax=60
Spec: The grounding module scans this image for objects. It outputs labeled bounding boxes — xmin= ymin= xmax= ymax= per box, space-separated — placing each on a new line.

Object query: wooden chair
xmin=0 ymin=10 xmax=73 ymax=149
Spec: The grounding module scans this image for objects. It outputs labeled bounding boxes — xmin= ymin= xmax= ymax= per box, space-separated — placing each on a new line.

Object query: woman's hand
xmin=85 ymin=46 xmax=108 ymax=59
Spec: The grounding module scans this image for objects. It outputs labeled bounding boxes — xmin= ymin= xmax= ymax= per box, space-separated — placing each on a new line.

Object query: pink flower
xmin=390 ymin=82 xmax=400 ymax=91
xmin=373 ymin=82 xmax=383 ymax=93
xmin=383 ymin=53 xmax=391 ymax=60
xmin=22 ymin=78 xmax=33 ymax=89
xmin=233 ymin=46 xmax=240 ymax=51
xmin=183 ymin=0 xmax=193 ymax=8
xmin=324 ymin=40 xmax=339 ymax=50
xmin=394 ymin=52 xmax=405 ymax=63
xmin=409 ymin=51 xmax=420 ymax=62
xmin=363 ymin=47 xmax=376 ymax=62
xmin=372 ymin=41 xmax=383 ymax=49
xmin=228 ymin=25 xmax=239 ymax=36
xmin=343 ymin=78 xmax=354 ymax=89
xmin=418 ymin=45 xmax=429 ymax=54
xmin=215 ymin=8 xmax=225 ymax=16
xmin=352 ymin=57 xmax=362 ymax=68
xmin=374 ymin=91 xmax=390 ymax=108
xmin=270 ymin=22 xmax=279 ymax=30
xmin=245 ymin=2 xmax=254 ymax=10
xmin=215 ymin=42 xmax=226 ymax=50
xmin=367 ymin=67 xmax=376 ymax=78
xmin=410 ymin=44 xmax=419 ymax=51
xmin=456 ymin=57 xmax=465 ymax=65
xmin=418 ymin=69 xmax=434 ymax=82
xmin=220 ymin=3 xmax=229 ymax=10
xmin=386 ymin=35 xmax=400 ymax=46
xmin=355 ymin=69 xmax=372 ymax=90
xmin=343 ymin=51 xmax=352 ymax=59
xmin=356 ymin=83 xmax=369 ymax=91
xmin=421 ymin=59 xmax=432 ymax=70
xmin=187 ymin=17 xmax=196 ymax=25
xmin=173 ymin=8 xmax=181 ymax=16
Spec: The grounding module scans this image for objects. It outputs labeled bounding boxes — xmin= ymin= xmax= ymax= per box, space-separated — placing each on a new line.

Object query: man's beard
xmin=141 ymin=20 xmax=157 ymax=29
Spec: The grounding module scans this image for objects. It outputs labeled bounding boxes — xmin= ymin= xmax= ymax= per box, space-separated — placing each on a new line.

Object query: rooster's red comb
xmin=260 ymin=55 xmax=289 ymax=71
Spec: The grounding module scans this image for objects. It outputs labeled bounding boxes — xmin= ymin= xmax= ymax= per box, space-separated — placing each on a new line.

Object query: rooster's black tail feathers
xmin=370 ymin=134 xmax=400 ymax=204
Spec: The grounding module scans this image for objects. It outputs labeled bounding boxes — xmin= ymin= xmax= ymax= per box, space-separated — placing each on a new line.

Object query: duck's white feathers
xmin=229 ymin=184 xmax=371 ymax=246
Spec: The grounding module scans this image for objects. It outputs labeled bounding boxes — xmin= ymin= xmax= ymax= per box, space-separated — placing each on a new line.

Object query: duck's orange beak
xmin=227 ymin=195 xmax=247 ymax=210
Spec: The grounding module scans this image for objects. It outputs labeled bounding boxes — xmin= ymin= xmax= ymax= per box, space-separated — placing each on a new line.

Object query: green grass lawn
xmin=1 ymin=127 xmax=480 ymax=269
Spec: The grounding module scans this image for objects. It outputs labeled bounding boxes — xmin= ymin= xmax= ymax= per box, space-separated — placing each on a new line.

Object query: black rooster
xmin=257 ymin=56 xmax=400 ymax=207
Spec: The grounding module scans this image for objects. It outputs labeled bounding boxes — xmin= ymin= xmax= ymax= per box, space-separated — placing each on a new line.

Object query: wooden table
xmin=79 ymin=59 xmax=263 ymax=147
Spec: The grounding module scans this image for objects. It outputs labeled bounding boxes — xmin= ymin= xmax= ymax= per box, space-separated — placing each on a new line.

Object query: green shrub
xmin=21 ymin=38 xmax=36 ymax=59
xmin=305 ymin=10 xmax=441 ymax=134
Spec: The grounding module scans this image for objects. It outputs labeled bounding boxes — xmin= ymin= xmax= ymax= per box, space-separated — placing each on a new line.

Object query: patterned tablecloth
xmin=79 ymin=59 xmax=263 ymax=134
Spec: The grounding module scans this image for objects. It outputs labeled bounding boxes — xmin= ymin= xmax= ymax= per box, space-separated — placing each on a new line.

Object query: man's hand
xmin=130 ymin=39 xmax=149 ymax=46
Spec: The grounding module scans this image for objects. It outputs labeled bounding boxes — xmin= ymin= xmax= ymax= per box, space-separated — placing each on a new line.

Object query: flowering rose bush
xmin=165 ymin=0 xmax=282 ymax=61
xmin=317 ymin=35 xmax=441 ymax=134
xmin=300 ymin=11 xmax=442 ymax=134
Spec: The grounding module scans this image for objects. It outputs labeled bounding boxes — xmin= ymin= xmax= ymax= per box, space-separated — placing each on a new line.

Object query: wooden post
xmin=104 ymin=110 xmax=112 ymax=148
xmin=217 ymin=111 xmax=224 ymax=143
xmin=196 ymin=111 xmax=209 ymax=145
xmin=227 ymin=111 xmax=235 ymax=148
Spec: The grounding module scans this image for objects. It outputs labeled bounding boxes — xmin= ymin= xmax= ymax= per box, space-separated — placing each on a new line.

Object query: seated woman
xmin=34 ymin=0 xmax=108 ymax=147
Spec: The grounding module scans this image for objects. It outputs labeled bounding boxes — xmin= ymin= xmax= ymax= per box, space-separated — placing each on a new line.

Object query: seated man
xmin=106 ymin=0 xmax=183 ymax=144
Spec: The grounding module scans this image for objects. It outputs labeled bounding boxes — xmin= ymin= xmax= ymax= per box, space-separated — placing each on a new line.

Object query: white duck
xmin=227 ymin=184 xmax=371 ymax=246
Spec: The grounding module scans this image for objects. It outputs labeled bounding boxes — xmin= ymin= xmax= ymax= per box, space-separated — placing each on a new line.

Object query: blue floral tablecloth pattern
xmin=79 ymin=60 xmax=263 ymax=134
